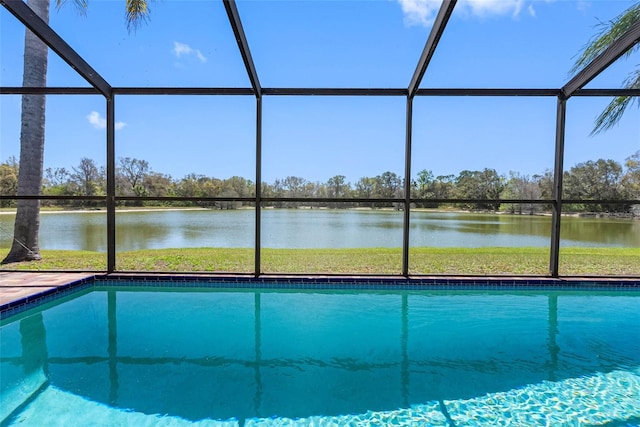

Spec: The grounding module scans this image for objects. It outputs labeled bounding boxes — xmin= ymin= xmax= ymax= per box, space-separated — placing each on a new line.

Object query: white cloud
xmin=464 ymin=0 xmax=525 ymax=18
xmin=396 ymin=0 xmax=442 ymax=26
xmin=576 ymin=0 xmax=590 ymax=13
xmin=173 ymin=41 xmax=191 ymax=57
xmin=172 ymin=41 xmax=207 ymax=63
xmin=396 ymin=0 xmax=545 ymax=27
xmin=87 ymin=111 xmax=126 ymax=131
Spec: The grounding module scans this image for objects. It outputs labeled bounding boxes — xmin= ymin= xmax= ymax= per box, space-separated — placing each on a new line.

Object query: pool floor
xmin=5 ymin=368 xmax=640 ymax=426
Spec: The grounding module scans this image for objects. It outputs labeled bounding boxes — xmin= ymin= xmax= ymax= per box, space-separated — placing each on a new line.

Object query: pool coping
xmin=2 ymin=272 xmax=639 ymax=320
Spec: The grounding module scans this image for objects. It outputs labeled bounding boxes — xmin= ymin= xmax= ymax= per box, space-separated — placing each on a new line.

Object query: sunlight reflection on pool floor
xmin=444 ymin=369 xmax=640 ymax=427
xmin=245 ymin=369 xmax=640 ymax=427
xmin=6 ymin=368 xmax=640 ymax=427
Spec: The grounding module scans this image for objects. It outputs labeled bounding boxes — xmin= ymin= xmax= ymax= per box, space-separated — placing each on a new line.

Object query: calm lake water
xmin=0 ymin=209 xmax=638 ymax=252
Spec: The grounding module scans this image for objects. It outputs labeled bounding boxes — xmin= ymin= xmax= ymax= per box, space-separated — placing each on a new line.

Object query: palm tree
xmin=1 ymin=0 xmax=149 ymax=264
xmin=570 ymin=2 xmax=640 ymax=135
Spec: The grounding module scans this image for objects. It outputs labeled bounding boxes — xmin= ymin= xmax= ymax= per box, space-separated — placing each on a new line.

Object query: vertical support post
xmin=549 ymin=97 xmax=566 ymax=277
xmin=106 ymin=95 xmax=116 ymax=272
xmin=402 ymin=97 xmax=413 ymax=277
xmin=255 ymin=97 xmax=262 ymax=276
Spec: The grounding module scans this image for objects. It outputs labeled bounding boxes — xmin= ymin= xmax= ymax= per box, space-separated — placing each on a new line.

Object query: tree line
xmin=1 ymin=151 xmax=639 ymax=214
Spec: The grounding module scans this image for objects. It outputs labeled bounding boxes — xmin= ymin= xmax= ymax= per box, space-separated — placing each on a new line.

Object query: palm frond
xmin=591 ymin=68 xmax=640 ymax=135
xmin=126 ymin=0 xmax=150 ymax=32
xmin=570 ymin=3 xmax=640 ymax=75
xmin=56 ymin=0 xmax=88 ymax=16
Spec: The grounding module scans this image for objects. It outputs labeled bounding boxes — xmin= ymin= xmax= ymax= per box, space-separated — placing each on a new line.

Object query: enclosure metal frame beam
xmin=223 ymin=0 xmax=261 ymax=98
xmin=549 ymin=97 xmax=567 ymax=277
xmin=0 ymin=0 xmax=111 ymax=97
xmin=106 ymin=97 xmax=116 ymax=273
xmin=562 ymin=20 xmax=640 ymax=98
xmin=408 ymin=0 xmax=457 ymax=98
xmin=222 ymin=0 xmax=263 ymax=275
xmin=2 ymin=0 xmax=639 ymax=278
xmin=12 ymin=195 xmax=614 ymax=205
xmin=0 ymin=87 xmax=100 ymax=95
xmin=416 ymin=88 xmax=560 ymax=97
xmin=255 ymin=97 xmax=263 ymax=277
xmin=2 ymin=0 xmax=117 ymax=272
xmin=262 ymin=88 xmax=408 ymax=96
xmin=402 ymin=98 xmax=413 ymax=277
xmin=574 ymin=88 xmax=640 ymax=97
xmin=3 ymin=87 xmax=638 ymax=97
xmin=404 ymin=0 xmax=456 ymax=276
xmin=112 ymin=87 xmax=255 ymax=96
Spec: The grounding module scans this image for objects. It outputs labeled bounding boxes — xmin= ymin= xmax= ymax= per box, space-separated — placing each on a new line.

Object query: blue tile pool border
xmin=2 ymin=274 xmax=639 ymax=320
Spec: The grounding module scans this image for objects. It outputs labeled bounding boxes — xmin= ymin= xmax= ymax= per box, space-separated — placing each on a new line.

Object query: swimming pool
xmin=1 ymin=278 xmax=639 ymax=426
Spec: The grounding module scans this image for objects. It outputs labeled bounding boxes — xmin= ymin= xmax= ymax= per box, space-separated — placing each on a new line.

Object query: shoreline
xmin=0 ymin=206 xmax=637 ymax=219
xmin=0 ymin=207 xmax=207 ymax=215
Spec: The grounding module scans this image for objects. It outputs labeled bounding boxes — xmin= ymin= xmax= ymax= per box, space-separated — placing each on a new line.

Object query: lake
xmin=0 ymin=209 xmax=638 ymax=252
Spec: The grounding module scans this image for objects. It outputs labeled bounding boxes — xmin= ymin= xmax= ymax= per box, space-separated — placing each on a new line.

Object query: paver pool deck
xmin=0 ymin=272 xmax=95 ymax=306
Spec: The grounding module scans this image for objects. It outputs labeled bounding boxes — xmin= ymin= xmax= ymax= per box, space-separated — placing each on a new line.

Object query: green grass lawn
xmin=1 ymin=247 xmax=638 ymax=276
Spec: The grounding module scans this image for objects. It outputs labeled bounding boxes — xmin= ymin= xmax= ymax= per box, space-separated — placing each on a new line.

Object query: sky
xmin=0 ymin=0 xmax=639 ymax=185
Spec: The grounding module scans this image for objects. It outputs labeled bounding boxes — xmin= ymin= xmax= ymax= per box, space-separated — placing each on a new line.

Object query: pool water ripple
xmin=4 ymin=369 xmax=640 ymax=426
xmin=1 ymin=286 xmax=639 ymax=426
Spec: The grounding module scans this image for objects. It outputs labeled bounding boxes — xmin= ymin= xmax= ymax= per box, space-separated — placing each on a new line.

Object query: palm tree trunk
xmin=2 ymin=0 xmax=49 ymax=264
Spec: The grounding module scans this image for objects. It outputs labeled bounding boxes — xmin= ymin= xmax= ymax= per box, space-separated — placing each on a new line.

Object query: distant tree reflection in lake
xmin=0 ymin=209 xmax=637 ymax=252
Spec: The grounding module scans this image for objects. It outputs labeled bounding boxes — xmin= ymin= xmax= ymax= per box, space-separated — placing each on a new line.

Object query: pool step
xmin=0 ymin=369 xmax=48 ymax=422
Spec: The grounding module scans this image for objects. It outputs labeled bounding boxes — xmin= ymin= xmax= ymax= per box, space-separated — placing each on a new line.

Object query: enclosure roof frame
xmin=0 ymin=0 xmax=112 ymax=97
xmin=2 ymin=0 xmax=640 ymax=279
xmin=2 ymin=0 xmax=640 ymax=98
xmin=407 ymin=0 xmax=457 ymax=99
xmin=562 ymin=20 xmax=640 ymax=99
xmin=223 ymin=0 xmax=262 ymax=98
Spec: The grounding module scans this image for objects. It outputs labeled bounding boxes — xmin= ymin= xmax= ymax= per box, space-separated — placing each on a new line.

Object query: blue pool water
xmin=1 ymin=283 xmax=639 ymax=426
